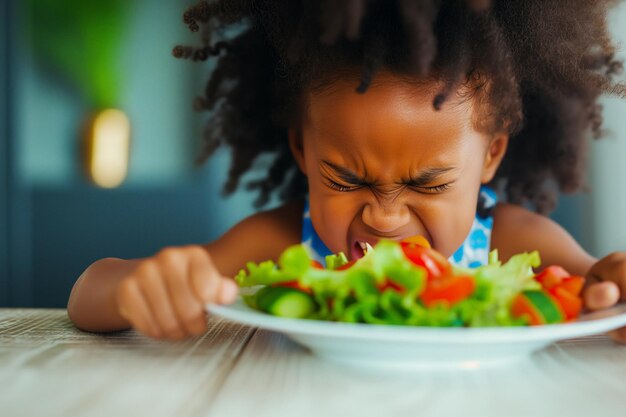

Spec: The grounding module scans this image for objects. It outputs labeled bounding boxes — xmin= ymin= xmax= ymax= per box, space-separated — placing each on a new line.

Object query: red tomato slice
xmin=558 ymin=276 xmax=585 ymax=296
xmin=273 ymin=280 xmax=312 ymax=294
xmin=550 ymin=287 xmax=583 ymax=320
xmin=534 ymin=265 xmax=570 ymax=289
xmin=336 ymin=260 xmax=356 ymax=271
xmin=401 ymin=243 xmax=451 ymax=279
xmin=400 ymin=235 xmax=431 ymax=249
xmin=377 ymin=278 xmax=405 ymax=293
xmin=310 ymin=260 xmax=324 ymax=269
xmin=420 ymin=275 xmax=475 ymax=307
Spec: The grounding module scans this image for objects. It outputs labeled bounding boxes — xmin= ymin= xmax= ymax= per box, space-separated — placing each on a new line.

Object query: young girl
xmin=68 ymin=0 xmax=626 ymax=341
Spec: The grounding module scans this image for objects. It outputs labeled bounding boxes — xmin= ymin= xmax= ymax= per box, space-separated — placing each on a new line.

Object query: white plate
xmin=207 ymin=298 xmax=626 ymax=371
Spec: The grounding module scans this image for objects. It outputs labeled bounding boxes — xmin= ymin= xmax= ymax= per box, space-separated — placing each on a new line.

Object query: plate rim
xmin=207 ymin=298 xmax=626 ymax=344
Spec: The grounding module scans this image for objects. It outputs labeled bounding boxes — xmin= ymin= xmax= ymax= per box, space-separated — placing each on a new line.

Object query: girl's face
xmin=289 ymin=73 xmax=508 ymax=260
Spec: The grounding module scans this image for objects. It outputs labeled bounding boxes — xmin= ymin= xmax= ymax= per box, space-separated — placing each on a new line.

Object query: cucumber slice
xmin=255 ymin=286 xmax=318 ymax=318
xmin=325 ymin=252 xmax=349 ymax=270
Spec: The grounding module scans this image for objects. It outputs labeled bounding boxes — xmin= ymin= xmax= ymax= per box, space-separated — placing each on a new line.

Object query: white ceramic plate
xmin=207 ymin=298 xmax=626 ymax=371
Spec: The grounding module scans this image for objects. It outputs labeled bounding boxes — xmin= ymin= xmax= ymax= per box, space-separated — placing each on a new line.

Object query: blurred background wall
xmin=1 ymin=0 xmax=260 ymax=307
xmin=0 ymin=0 xmax=625 ymax=307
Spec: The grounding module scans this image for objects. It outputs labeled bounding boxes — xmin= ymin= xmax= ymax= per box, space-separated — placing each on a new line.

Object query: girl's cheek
xmin=411 ymin=200 xmax=474 ymax=258
xmin=315 ymin=196 xmax=358 ymax=253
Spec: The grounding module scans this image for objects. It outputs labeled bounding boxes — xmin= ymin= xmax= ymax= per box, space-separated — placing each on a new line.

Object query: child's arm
xmin=67 ymin=201 xmax=303 ymax=339
xmin=492 ymin=203 xmax=626 ymax=341
xmin=491 ymin=203 xmax=597 ymax=275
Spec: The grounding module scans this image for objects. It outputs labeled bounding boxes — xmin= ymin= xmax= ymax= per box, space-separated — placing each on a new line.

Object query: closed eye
xmin=409 ymin=183 xmax=452 ymax=194
xmin=327 ymin=179 xmax=452 ymax=194
xmin=326 ymin=179 xmax=359 ymax=192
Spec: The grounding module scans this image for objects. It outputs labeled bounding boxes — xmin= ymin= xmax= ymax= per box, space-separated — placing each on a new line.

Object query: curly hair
xmin=173 ymin=0 xmax=625 ymax=213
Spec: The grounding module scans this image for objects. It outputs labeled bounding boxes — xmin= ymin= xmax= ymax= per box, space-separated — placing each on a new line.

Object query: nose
xmin=361 ymin=201 xmax=411 ymax=234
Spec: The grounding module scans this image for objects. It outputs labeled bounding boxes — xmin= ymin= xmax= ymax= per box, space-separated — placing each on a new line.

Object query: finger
xmin=218 ymin=279 xmax=239 ymax=304
xmin=117 ymin=279 xmax=162 ymax=338
xmin=587 ymin=252 xmax=626 ymax=299
xmin=137 ymin=260 xmax=187 ymax=340
xmin=608 ymin=327 xmax=626 ymax=344
xmin=188 ymin=247 xmax=224 ymax=303
xmin=161 ymin=253 xmax=208 ymax=336
xmin=584 ymin=281 xmax=620 ymax=311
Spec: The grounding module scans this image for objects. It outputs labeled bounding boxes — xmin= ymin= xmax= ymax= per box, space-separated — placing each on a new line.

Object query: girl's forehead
xmin=305 ymin=72 xmax=475 ymax=128
xmin=302 ymin=73 xmax=485 ymax=166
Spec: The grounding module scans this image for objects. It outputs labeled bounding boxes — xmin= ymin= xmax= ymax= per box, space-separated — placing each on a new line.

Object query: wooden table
xmin=1 ymin=309 xmax=626 ymax=417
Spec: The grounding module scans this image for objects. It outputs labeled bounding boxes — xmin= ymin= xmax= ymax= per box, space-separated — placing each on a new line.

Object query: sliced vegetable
xmin=534 ymin=265 xmax=570 ymax=289
xmin=255 ymin=286 xmax=318 ymax=318
xmin=400 ymin=244 xmax=451 ymax=279
xmin=556 ymin=276 xmax=585 ymax=296
xmin=336 ymin=260 xmax=357 ymax=271
xmin=420 ymin=275 xmax=476 ymax=307
xmin=273 ymin=280 xmax=312 ymax=294
xmin=550 ymin=286 xmax=582 ymax=320
xmin=511 ymin=290 xmax=564 ymax=325
xmin=311 ymin=260 xmax=324 ymax=269
xmin=325 ymin=252 xmax=349 ymax=270
xmin=533 ymin=267 xmax=584 ymax=321
xmin=468 ymin=251 xmax=542 ymax=326
xmin=376 ymin=278 xmax=405 ymax=293
xmin=401 ymin=235 xmax=431 ymax=248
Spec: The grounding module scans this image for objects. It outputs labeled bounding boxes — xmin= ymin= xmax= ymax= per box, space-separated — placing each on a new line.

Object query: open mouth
xmin=350 ymin=240 xmax=375 ymax=260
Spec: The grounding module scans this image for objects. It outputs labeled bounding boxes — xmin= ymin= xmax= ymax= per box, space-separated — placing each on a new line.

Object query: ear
xmin=481 ymin=134 xmax=508 ymax=183
xmin=288 ymin=128 xmax=308 ymax=175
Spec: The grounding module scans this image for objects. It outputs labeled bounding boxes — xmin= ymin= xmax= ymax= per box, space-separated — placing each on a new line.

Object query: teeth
xmin=358 ymin=241 xmax=375 ymax=254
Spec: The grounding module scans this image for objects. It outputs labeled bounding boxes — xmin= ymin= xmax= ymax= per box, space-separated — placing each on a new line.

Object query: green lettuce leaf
xmin=460 ymin=250 xmax=542 ymax=326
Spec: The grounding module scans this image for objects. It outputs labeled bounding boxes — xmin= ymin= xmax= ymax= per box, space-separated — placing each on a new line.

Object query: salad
xmin=235 ymin=237 xmax=585 ymax=327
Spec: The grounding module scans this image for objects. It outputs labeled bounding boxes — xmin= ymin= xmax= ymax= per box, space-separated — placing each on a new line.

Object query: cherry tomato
xmin=400 ymin=243 xmax=451 ymax=279
xmin=534 ymin=265 xmax=570 ymax=289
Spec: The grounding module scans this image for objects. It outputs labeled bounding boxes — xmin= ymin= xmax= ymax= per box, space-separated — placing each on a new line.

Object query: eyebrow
xmin=321 ymin=160 xmax=456 ymax=186
xmin=404 ymin=167 xmax=457 ymax=186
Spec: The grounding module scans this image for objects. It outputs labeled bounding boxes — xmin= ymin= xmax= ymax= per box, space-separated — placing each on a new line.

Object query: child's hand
xmin=584 ymin=252 xmax=626 ymax=343
xmin=115 ymin=246 xmax=239 ymax=340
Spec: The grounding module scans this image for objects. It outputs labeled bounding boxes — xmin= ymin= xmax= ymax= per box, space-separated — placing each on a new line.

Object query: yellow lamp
xmin=82 ymin=109 xmax=131 ymax=188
